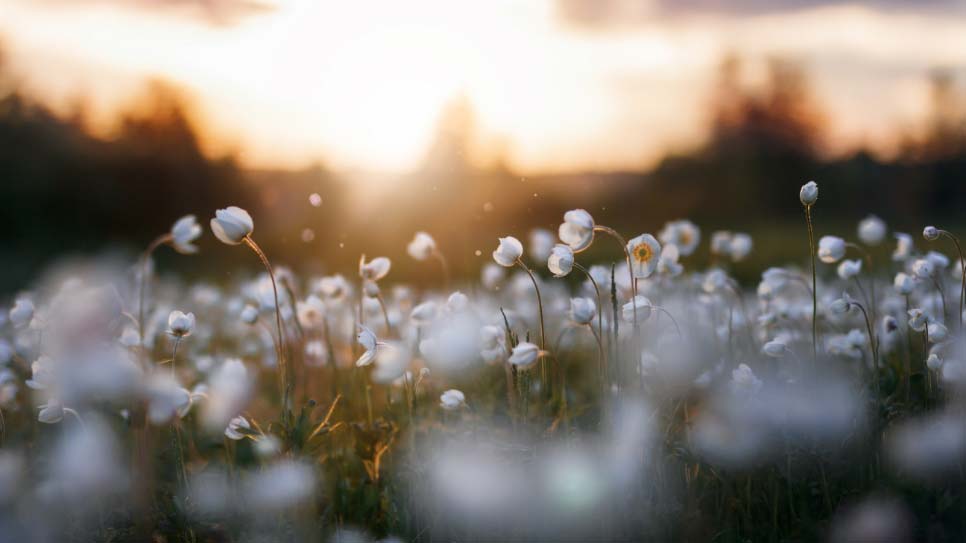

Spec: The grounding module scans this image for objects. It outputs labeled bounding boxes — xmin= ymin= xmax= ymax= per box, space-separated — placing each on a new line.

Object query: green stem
xmin=804 ymin=204 xmax=818 ymax=363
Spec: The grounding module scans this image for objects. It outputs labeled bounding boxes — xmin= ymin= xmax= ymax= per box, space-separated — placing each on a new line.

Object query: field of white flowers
xmin=1 ymin=181 xmax=964 ymax=542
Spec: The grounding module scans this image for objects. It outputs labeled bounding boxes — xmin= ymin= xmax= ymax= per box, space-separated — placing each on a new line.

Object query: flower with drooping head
xmin=893 ymin=233 xmax=914 ymax=261
xmin=912 ymin=258 xmax=935 ymax=279
xmin=858 ymin=215 xmax=886 ymax=246
xmin=558 ymin=209 xmax=595 ymax=252
xmin=570 ymin=297 xmax=597 ymax=325
xmin=38 ymin=399 xmax=65 ymax=424
xmin=908 ymin=308 xmax=928 ymax=332
xmin=407 ymin=231 xmax=437 ymax=261
xmin=9 ymin=298 xmax=34 ymax=328
xmin=923 ymin=226 xmax=940 ymax=241
xmin=926 ymin=250 xmax=949 ymax=271
xmin=445 ymin=291 xmax=469 ymax=313
xmin=167 ymin=310 xmax=195 ymax=338
xmin=622 ymin=295 xmax=653 ymax=322
xmin=225 ymin=415 xmax=251 ymax=440
xmin=210 ymin=206 xmax=254 ymax=245
xmin=410 ymin=301 xmax=438 ymax=326
xmin=529 ymin=228 xmax=555 ymax=262
xmin=652 ymin=245 xmax=679 ymax=278
xmin=800 ymin=181 xmax=818 ymax=206
xmin=927 ymin=322 xmax=948 ymax=343
xmin=508 ymin=342 xmax=543 ymax=369
xmin=658 ymin=219 xmax=700 ymax=256
xmin=170 ymin=215 xmax=202 ymax=254
xmin=548 ymin=244 xmax=574 ymax=277
xmin=492 ymin=236 xmax=524 ymax=267
xmin=627 ymin=234 xmax=661 ymax=278
xmin=837 ymin=259 xmax=862 ymax=280
xmin=359 ymin=255 xmax=391 ymax=281
xmin=894 ymin=272 xmax=915 ymax=295
xmin=927 ymin=353 xmax=943 ymax=371
xmin=439 ymin=389 xmax=466 ymax=411
xmin=762 ymin=339 xmax=787 ymax=358
xmin=829 ymin=297 xmax=851 ymax=316
xmin=355 ymin=325 xmax=381 ymax=367
xmin=818 ymin=236 xmax=846 ymax=263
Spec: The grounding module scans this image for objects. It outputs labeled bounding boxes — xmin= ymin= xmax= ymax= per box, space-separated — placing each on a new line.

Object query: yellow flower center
xmin=634 ymin=243 xmax=653 ymax=263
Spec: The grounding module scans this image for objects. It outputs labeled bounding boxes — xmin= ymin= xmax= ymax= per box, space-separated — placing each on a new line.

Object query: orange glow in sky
xmin=2 ymin=0 xmax=966 ymax=174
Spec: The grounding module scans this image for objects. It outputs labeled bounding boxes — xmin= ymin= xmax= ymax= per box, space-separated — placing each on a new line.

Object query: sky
xmin=2 ymin=0 xmax=966 ymax=174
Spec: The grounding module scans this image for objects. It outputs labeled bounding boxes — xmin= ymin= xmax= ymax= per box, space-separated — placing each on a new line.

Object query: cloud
xmin=557 ymin=0 xmax=965 ymax=26
xmin=35 ymin=0 xmax=275 ymax=26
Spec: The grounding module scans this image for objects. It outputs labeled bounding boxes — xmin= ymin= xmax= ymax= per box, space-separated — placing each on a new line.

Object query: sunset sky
xmin=3 ymin=0 xmax=966 ymax=174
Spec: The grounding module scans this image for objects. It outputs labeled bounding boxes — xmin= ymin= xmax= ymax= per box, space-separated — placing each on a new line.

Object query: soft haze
xmin=3 ymin=0 xmax=966 ymax=173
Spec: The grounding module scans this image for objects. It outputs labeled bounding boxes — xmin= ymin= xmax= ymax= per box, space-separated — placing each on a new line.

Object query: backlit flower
xmin=622 ymin=295 xmax=653 ymax=322
xmin=492 ymin=236 xmax=524 ymax=267
xmin=570 ymin=297 xmax=597 ymax=325
xmin=167 ymin=310 xmax=195 ymax=338
xmin=407 ymin=232 xmax=437 ymax=261
xmin=170 ymin=215 xmax=202 ymax=254
xmin=508 ymin=342 xmax=543 ymax=369
xmin=837 ymin=259 xmax=862 ymax=280
xmin=210 ymin=206 xmax=253 ymax=245
xmin=799 ymin=181 xmax=818 ymax=206
xmin=558 ymin=209 xmax=595 ymax=252
xmin=626 ymin=234 xmax=661 ymax=279
xmin=548 ymin=244 xmax=574 ymax=277
xmin=440 ymin=389 xmax=466 ymax=411
xmin=858 ymin=215 xmax=886 ymax=246
xmin=359 ymin=255 xmax=391 ymax=281
xmin=658 ymin=219 xmax=700 ymax=256
xmin=818 ymin=236 xmax=846 ymax=263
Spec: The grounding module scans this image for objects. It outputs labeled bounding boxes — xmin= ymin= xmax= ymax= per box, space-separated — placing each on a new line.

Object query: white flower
xmin=38 ymin=399 xmax=65 ymax=424
xmin=799 ymin=181 xmax=818 ymax=206
xmin=626 ymin=234 xmax=661 ymax=279
xmin=927 ymin=322 xmax=948 ymax=343
xmin=658 ymin=219 xmax=700 ymax=256
xmin=355 ymin=325 xmax=381 ymax=367
xmin=296 ymin=295 xmax=326 ymax=329
xmin=762 ymin=339 xmax=787 ymax=358
xmin=210 ymin=206 xmax=253 ymax=245
xmin=894 ymin=272 xmax=915 ymax=295
xmin=480 ymin=325 xmax=507 ymax=364
xmin=26 ymin=356 xmax=55 ymax=390
xmin=492 ymin=236 xmax=524 ymax=267
xmin=119 ymin=326 xmax=140 ymax=347
xmin=203 ymin=359 xmax=252 ymax=433
xmin=729 ymin=233 xmax=753 ymax=262
xmin=731 ymin=364 xmax=762 ymax=395
xmin=622 ymin=295 xmax=653 ymax=322
xmin=8 ymin=298 xmax=34 ymax=328
xmin=926 ymin=250 xmax=950 ymax=271
xmin=893 ymin=233 xmax=914 ymax=261
xmin=241 ymin=304 xmax=259 ymax=325
xmin=316 ymin=274 xmax=351 ymax=303
xmin=570 ymin=297 xmax=597 ymax=325
xmin=818 ymin=236 xmax=846 ymax=263
xmin=558 ymin=209 xmax=595 ymax=252
xmin=829 ymin=297 xmax=851 ymax=315
xmin=372 ymin=342 xmax=412 ymax=384
xmin=927 ymin=353 xmax=943 ymax=371
xmin=446 ymin=291 xmax=469 ymax=313
xmin=837 ymin=259 xmax=862 ymax=280
xmin=508 ymin=342 xmax=543 ymax=369
xmin=170 ymin=215 xmax=202 ymax=254
xmin=407 ymin=231 xmax=437 ymax=261
xmin=410 ymin=301 xmax=438 ymax=326
xmin=359 ymin=255 xmax=391 ymax=281
xmin=440 ymin=389 xmax=466 ymax=410
xmin=908 ymin=308 xmax=928 ymax=332
xmin=658 ymin=244 xmax=683 ymax=277
xmin=167 ymin=310 xmax=195 ymax=338
xmin=858 ymin=215 xmax=886 ymax=246
xmin=225 ymin=415 xmax=251 ymax=440
xmin=710 ymin=231 xmax=733 ymax=256
xmin=529 ymin=229 xmax=555 ymax=262
xmin=912 ymin=258 xmax=934 ymax=279
xmin=548 ymin=244 xmax=574 ymax=277
xmin=146 ymin=375 xmax=192 ymax=425
xmin=923 ymin=226 xmax=940 ymax=241
xmin=702 ymin=269 xmax=729 ymax=293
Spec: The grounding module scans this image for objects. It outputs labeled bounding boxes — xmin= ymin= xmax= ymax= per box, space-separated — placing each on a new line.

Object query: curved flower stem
xmin=852 ymin=301 xmax=880 ymax=407
xmin=516 ymin=258 xmax=548 ymax=399
xmin=594 ymin=225 xmax=638 ymax=327
xmin=376 ymin=294 xmax=393 ymax=336
xmin=932 ymin=277 xmax=949 ymax=325
xmin=574 ymin=262 xmax=605 ymax=373
xmin=63 ymin=407 xmax=86 ymax=430
xmin=432 ymin=250 xmax=451 ymax=291
xmin=138 ymin=233 xmax=172 ymax=347
xmin=804 ymin=204 xmax=818 ymax=363
xmin=243 ymin=236 xmax=290 ymax=413
xmin=652 ymin=306 xmax=683 ymax=339
xmin=846 ymin=242 xmax=877 ymax=329
xmin=937 ymin=230 xmax=966 ymax=331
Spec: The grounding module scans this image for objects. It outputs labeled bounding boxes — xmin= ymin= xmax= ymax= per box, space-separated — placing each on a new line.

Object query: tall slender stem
xmin=595 ymin=225 xmax=638 ymax=328
xmin=243 ymin=236 xmax=289 ymax=412
xmin=574 ymin=262 xmax=605 ymax=373
xmin=804 ymin=205 xmax=818 ymax=363
xmin=516 ymin=260 xmax=546 ymax=350
xmin=852 ymin=301 xmax=879 ymax=406
xmin=138 ymin=234 xmax=171 ymax=347
xmin=938 ymin=230 xmax=966 ymax=331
